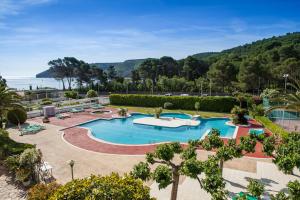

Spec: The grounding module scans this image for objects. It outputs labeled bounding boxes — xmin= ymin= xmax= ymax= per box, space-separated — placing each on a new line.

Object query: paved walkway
xmin=0 ymin=165 xmax=26 ymax=200
xmin=151 ymin=162 xmax=299 ymax=200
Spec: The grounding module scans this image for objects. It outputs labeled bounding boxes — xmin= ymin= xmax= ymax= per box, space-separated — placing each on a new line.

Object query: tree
xmin=49 ymin=173 xmax=154 ymax=200
xmin=207 ymin=58 xmax=237 ymax=92
xmin=107 ymin=65 xmax=117 ymax=80
xmin=74 ymin=61 xmax=92 ymax=88
xmin=0 ymin=76 xmax=7 ymax=87
xmin=48 ymin=58 xmax=67 ymax=90
xmin=238 ymin=58 xmax=264 ymax=92
xmin=131 ymin=69 xmax=141 ymax=86
xmin=182 ymin=56 xmax=206 ymax=81
xmin=200 ymin=129 xmax=257 ymax=175
xmin=266 ymin=79 xmax=300 ymax=113
xmin=63 ymin=57 xmax=81 ymax=90
xmin=0 ymin=86 xmax=23 ymax=124
xmin=247 ymin=179 xmax=265 ymax=199
xmin=159 ymin=56 xmax=179 ymax=78
xmin=263 ymin=132 xmax=300 ymax=175
xmin=131 ymin=142 xmax=227 ymax=200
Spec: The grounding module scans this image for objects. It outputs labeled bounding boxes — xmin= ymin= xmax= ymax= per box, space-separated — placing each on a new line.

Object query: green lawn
xmin=109 ymin=105 xmax=230 ymax=118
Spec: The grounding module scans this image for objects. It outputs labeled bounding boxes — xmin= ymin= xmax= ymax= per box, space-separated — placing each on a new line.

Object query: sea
xmin=5 ymin=77 xmax=66 ymax=90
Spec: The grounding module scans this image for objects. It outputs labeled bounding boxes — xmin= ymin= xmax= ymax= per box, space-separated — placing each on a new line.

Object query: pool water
xmin=79 ymin=113 xmax=236 ymax=145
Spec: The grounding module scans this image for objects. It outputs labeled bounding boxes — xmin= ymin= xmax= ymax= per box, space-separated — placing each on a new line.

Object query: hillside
xmin=36 ymin=59 xmax=149 ymax=78
xmin=36 ymin=32 xmax=300 ymax=78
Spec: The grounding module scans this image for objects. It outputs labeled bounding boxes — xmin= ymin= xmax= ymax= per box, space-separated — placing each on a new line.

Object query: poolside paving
xmin=6 ymin=108 xmax=297 ymax=199
xmin=60 ymin=110 xmax=270 ymax=158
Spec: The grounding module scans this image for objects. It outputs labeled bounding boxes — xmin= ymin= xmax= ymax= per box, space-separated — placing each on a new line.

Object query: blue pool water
xmin=79 ymin=113 xmax=236 ymax=145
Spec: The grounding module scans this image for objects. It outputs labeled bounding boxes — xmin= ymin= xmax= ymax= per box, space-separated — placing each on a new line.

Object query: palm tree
xmin=267 ymin=79 xmax=300 ymax=113
xmin=0 ymin=86 xmax=23 ymax=123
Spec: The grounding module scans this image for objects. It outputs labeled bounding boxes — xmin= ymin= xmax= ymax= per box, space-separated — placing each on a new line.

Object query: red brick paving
xmin=29 ymin=108 xmax=119 ymax=127
xmin=59 ymin=111 xmax=271 ymax=157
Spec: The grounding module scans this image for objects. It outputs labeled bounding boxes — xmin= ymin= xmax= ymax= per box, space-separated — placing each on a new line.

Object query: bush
xmin=154 ymin=107 xmax=163 ymax=118
xmin=64 ymin=91 xmax=78 ymax=99
xmin=49 ymin=173 xmax=154 ymax=200
xmin=118 ymin=108 xmax=128 ymax=117
xmin=7 ymin=108 xmax=27 ymax=125
xmin=40 ymin=98 xmax=53 ymax=105
xmin=247 ymin=179 xmax=265 ymax=198
xmin=163 ymin=102 xmax=173 ymax=109
xmin=0 ymin=129 xmax=34 ymax=159
xmin=110 ymin=94 xmax=237 ymax=112
xmin=86 ymin=89 xmax=98 ymax=98
xmin=231 ymin=106 xmax=248 ymax=125
xmin=250 ymin=104 xmax=265 ymax=118
xmin=28 ymin=182 xmax=61 ymax=200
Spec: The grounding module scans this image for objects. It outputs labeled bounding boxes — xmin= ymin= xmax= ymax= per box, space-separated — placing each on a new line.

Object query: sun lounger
xmin=70 ymin=107 xmax=84 ymax=113
xmin=91 ymin=104 xmax=104 ymax=109
xmin=20 ymin=124 xmax=45 ymax=136
xmin=56 ymin=113 xmax=71 ymax=119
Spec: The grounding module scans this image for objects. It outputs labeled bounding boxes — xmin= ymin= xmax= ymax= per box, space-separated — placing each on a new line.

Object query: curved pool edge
xmin=62 ymin=111 xmax=237 ymax=146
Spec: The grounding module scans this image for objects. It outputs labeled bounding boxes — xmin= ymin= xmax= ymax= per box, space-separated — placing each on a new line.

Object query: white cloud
xmin=0 ymin=0 xmax=54 ymax=18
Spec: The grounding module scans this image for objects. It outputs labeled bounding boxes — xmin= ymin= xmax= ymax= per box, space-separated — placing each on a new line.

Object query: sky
xmin=0 ymin=0 xmax=300 ymax=77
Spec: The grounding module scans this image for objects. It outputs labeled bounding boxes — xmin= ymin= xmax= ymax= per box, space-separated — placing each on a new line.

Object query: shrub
xmin=250 ymin=104 xmax=265 ymax=118
xmin=4 ymin=155 xmax=20 ymax=173
xmin=28 ymin=182 xmax=61 ymax=200
xmin=64 ymin=91 xmax=78 ymax=99
xmin=163 ymin=102 xmax=173 ymax=109
xmin=40 ymin=98 xmax=53 ymax=105
xmin=247 ymin=179 xmax=265 ymax=198
xmin=154 ymin=107 xmax=163 ymax=119
xmin=118 ymin=108 xmax=128 ymax=117
xmin=49 ymin=173 xmax=154 ymax=200
xmin=231 ymin=106 xmax=248 ymax=125
xmin=0 ymin=129 xmax=34 ymax=159
xmin=110 ymin=94 xmax=237 ymax=112
xmin=86 ymin=89 xmax=98 ymax=98
xmin=7 ymin=108 xmax=27 ymax=125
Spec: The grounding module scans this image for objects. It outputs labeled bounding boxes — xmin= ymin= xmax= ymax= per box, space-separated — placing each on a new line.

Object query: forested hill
xmin=37 ymin=32 xmax=300 ymax=81
xmin=36 ymin=59 xmax=149 ymax=78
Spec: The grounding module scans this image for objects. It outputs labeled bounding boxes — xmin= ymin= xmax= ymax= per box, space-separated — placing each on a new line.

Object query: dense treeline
xmin=48 ymin=32 xmax=300 ymax=94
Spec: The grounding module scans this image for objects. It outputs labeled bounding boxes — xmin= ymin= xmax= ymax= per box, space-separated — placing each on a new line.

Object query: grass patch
xmin=109 ymin=105 xmax=230 ymax=118
xmin=254 ymin=116 xmax=289 ymax=138
xmin=0 ymin=129 xmax=34 ymax=159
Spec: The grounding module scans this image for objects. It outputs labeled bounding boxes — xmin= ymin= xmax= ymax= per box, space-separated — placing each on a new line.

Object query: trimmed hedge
xmin=110 ymin=94 xmax=238 ymax=112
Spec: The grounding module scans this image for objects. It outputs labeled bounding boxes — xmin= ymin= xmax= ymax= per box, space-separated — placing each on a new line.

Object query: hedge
xmin=254 ymin=116 xmax=289 ymax=138
xmin=109 ymin=94 xmax=238 ymax=112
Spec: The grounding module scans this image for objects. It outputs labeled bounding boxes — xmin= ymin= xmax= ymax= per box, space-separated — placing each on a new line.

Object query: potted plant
xmin=43 ymin=116 xmax=50 ymax=123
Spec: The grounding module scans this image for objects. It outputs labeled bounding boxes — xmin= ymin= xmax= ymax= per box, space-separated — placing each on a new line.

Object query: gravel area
xmin=0 ymin=165 xmax=26 ymax=200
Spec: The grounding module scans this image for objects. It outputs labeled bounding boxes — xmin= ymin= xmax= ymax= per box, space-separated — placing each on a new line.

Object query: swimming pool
xmin=79 ymin=113 xmax=236 ymax=145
